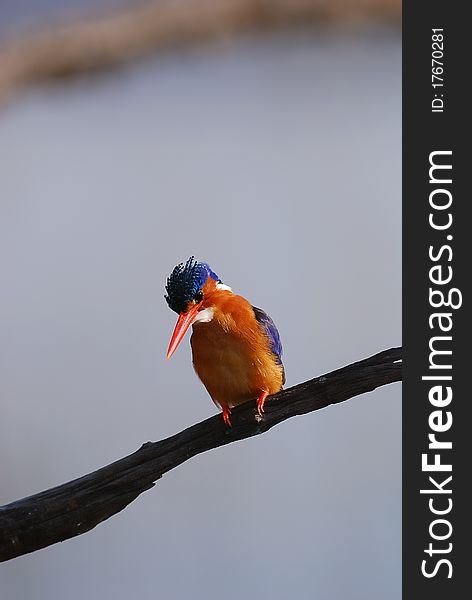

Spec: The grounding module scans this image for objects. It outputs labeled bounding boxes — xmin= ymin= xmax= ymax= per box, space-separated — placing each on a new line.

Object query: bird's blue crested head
xmin=165 ymin=256 xmax=220 ymax=314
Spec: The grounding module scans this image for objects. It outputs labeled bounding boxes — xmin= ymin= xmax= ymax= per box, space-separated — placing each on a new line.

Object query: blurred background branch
xmin=0 ymin=346 xmax=401 ymax=563
xmin=0 ymin=0 xmax=400 ymax=100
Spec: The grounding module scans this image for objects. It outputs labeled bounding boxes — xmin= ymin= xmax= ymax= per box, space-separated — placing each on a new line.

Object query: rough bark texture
xmin=0 ymin=0 xmax=400 ymax=99
xmin=0 ymin=346 xmax=401 ymax=562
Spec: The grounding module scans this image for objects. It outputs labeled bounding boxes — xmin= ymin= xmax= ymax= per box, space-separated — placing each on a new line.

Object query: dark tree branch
xmin=0 ymin=346 xmax=401 ymax=562
xmin=0 ymin=0 xmax=401 ymax=101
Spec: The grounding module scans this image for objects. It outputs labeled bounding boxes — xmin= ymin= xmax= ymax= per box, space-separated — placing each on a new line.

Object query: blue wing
xmin=252 ymin=306 xmax=285 ymax=384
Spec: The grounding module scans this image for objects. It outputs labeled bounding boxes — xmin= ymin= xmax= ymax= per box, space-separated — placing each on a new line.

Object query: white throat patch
xmin=193 ymin=307 xmax=214 ymax=324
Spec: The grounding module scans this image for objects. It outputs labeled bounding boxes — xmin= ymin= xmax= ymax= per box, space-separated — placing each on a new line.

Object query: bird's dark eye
xmin=194 ymin=290 xmax=203 ymax=303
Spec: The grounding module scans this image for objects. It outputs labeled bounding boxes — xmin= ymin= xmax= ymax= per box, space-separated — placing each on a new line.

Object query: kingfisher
xmin=165 ymin=257 xmax=285 ymax=426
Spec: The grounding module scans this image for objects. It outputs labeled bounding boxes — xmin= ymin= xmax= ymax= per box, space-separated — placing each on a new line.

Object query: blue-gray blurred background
xmin=0 ymin=1 xmax=401 ymax=598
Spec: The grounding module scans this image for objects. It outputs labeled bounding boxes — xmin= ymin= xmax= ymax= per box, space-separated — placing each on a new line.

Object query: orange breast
xmin=190 ymin=295 xmax=284 ymax=411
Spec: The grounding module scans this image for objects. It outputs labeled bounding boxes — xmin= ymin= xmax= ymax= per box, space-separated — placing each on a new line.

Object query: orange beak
xmin=166 ymin=304 xmax=200 ymax=359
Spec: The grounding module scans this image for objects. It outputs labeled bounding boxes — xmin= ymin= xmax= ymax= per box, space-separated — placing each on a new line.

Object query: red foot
xmin=257 ymin=390 xmax=269 ymax=416
xmin=222 ymin=407 xmax=232 ymax=427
